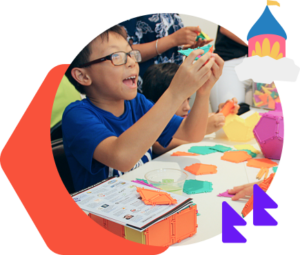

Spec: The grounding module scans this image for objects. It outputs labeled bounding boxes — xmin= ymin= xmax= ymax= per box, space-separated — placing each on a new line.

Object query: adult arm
xmin=219 ymin=26 xmax=248 ymax=47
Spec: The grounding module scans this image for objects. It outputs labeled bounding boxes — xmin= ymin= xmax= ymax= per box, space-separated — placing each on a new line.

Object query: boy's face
xmin=176 ymin=98 xmax=191 ymax=118
xmin=86 ymin=32 xmax=139 ymax=101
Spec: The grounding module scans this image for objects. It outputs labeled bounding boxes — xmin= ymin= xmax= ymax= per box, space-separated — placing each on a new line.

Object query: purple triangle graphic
xmin=221 ymin=201 xmax=248 ymax=244
xmin=253 ymin=184 xmax=278 ymax=226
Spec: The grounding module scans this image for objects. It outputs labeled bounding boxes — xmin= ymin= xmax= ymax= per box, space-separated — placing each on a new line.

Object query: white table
xmin=119 ymin=109 xmax=279 ymax=246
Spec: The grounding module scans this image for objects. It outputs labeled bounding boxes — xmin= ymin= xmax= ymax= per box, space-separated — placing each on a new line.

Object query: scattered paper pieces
xmin=171 ymin=151 xmax=198 ymax=156
xmin=247 ymin=158 xmax=278 ymax=168
xmin=273 ymin=166 xmax=278 ymax=173
xmin=184 ymin=163 xmax=217 ymax=175
xmin=239 ymin=149 xmax=257 ymax=158
xmin=188 ymin=146 xmax=216 ymax=155
xmin=136 ymin=178 xmax=148 ymax=184
xmin=183 ymin=180 xmax=213 ymax=194
xmin=217 ymin=190 xmax=234 ymax=198
xmin=132 ymin=180 xmax=160 ymax=189
xmin=221 ymin=151 xmax=252 ymax=163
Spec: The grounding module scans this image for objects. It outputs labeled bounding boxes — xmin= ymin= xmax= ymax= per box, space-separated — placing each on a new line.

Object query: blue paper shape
xmin=222 ymin=201 xmax=247 ymax=243
xmin=253 ymin=184 xmax=278 ymax=226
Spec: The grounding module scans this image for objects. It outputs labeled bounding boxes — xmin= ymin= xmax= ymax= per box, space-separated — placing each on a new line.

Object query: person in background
xmin=120 ymin=13 xmax=212 ymax=91
xmin=210 ymin=26 xmax=252 ymax=112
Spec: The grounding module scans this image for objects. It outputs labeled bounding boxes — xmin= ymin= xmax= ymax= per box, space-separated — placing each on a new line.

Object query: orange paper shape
xmin=247 ymin=158 xmax=278 ymax=169
xmin=221 ymin=151 xmax=252 ymax=163
xmin=268 ymin=95 xmax=276 ymax=109
xmin=184 ymin=163 xmax=217 ymax=175
xmin=171 ymin=151 xmax=198 ymax=156
xmin=220 ymin=101 xmax=235 ymax=117
xmin=136 ymin=187 xmax=177 ymax=205
xmin=242 ymin=173 xmax=275 ymax=217
xmin=258 ymin=94 xmax=268 ymax=105
xmin=260 ymin=173 xmax=275 ymax=191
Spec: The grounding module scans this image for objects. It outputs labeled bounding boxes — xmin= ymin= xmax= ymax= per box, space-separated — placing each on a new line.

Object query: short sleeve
xmin=137 ymin=94 xmax=183 ymax=148
xmin=119 ymin=18 xmax=139 ymax=44
xmin=62 ymin=106 xmax=116 ymax=174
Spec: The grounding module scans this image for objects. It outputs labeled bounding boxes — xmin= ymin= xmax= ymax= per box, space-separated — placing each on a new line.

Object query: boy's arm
xmin=93 ymin=50 xmax=213 ymax=172
xmin=152 ymin=138 xmax=188 ymax=156
xmin=173 ymin=54 xmax=224 ymax=142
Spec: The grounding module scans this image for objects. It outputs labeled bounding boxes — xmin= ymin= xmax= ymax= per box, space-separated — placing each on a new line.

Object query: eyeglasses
xmin=79 ymin=50 xmax=142 ymax=68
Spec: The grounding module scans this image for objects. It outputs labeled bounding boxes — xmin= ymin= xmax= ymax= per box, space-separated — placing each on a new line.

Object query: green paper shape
xmin=196 ymin=34 xmax=205 ymax=41
xmin=183 ymin=180 xmax=213 ymax=194
xmin=188 ymin=146 xmax=216 ymax=155
xmin=273 ymin=166 xmax=278 ymax=173
xmin=256 ymin=83 xmax=264 ymax=91
xmin=210 ymin=144 xmax=232 ymax=153
xmin=162 ymin=179 xmax=174 ymax=184
xmin=136 ymin=178 xmax=148 ymax=184
xmin=270 ymin=91 xmax=278 ymax=99
xmin=178 ymin=44 xmax=212 ymax=60
xmin=197 ymin=213 xmax=201 ymax=216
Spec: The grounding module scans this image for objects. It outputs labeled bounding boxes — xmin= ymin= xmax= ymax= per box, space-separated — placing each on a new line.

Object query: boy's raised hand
xmin=169 ymin=49 xmax=214 ymax=101
xmin=196 ymin=53 xmax=224 ymax=96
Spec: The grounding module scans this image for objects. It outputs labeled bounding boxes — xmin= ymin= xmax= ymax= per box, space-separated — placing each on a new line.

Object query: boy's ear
xmin=71 ymin=68 xmax=92 ymax=87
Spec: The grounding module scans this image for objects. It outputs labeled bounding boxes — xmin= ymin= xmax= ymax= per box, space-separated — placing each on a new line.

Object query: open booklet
xmin=72 ymin=177 xmax=193 ymax=232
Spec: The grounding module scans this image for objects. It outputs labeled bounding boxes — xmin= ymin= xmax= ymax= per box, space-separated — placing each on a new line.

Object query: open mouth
xmin=123 ymin=75 xmax=137 ymax=88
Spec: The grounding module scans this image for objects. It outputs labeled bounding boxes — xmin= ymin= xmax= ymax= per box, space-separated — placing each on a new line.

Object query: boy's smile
xmin=85 ymin=32 xmax=139 ymax=102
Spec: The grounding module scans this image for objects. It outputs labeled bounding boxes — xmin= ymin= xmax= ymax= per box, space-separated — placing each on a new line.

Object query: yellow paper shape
xmin=201 ymin=31 xmax=211 ymax=40
xmin=223 ymin=112 xmax=261 ymax=142
xmin=254 ymin=90 xmax=264 ymax=95
xmin=234 ymin=144 xmax=261 ymax=154
xmin=125 ymin=226 xmax=146 ymax=244
xmin=267 ymin=0 xmax=280 ymax=7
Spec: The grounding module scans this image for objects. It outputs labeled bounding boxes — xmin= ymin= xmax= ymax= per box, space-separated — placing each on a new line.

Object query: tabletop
xmin=119 ymin=108 xmax=279 ymax=246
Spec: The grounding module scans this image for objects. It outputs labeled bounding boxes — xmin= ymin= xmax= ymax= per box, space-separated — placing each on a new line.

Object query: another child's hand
xmin=206 ymin=113 xmax=225 ymax=134
xmin=228 ymin=182 xmax=261 ymax=201
xmin=183 ymin=38 xmax=214 ymax=50
xmin=196 ymin=53 xmax=224 ymax=96
xmin=218 ymin=98 xmax=240 ymax=115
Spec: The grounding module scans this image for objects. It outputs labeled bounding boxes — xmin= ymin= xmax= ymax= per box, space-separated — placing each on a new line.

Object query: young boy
xmin=142 ymin=63 xmax=239 ymax=155
xmin=63 ymin=25 xmax=224 ymax=192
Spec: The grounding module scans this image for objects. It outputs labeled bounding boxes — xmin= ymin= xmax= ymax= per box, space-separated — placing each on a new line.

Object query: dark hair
xmin=142 ymin=63 xmax=179 ymax=103
xmin=65 ymin=25 xmax=128 ymax=94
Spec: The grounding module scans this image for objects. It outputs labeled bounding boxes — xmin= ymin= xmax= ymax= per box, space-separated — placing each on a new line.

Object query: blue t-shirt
xmin=120 ymin=13 xmax=184 ymax=90
xmin=62 ymin=93 xmax=183 ymax=192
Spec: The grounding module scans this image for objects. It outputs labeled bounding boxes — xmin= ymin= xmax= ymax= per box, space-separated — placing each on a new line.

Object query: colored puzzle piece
xmin=238 ymin=149 xmax=257 ymax=158
xmin=136 ymin=187 xmax=177 ymax=205
xmin=221 ymin=151 xmax=252 ymax=163
xmin=136 ymin=178 xmax=148 ymax=184
xmin=178 ymin=45 xmax=213 ymax=60
xmin=217 ymin=190 xmax=234 ymax=198
xmin=184 ymin=163 xmax=217 ymax=175
xmin=210 ymin=144 xmax=233 ymax=153
xmin=246 ymin=158 xmax=278 ymax=169
xmin=171 ymin=151 xmax=198 ymax=156
xmin=219 ymin=101 xmax=235 ymax=117
xmin=183 ymin=180 xmax=213 ymax=194
xmin=273 ymin=166 xmax=278 ymax=173
xmin=188 ymin=146 xmax=216 ymax=155
xmin=233 ymin=144 xmax=261 ymax=154
xmin=132 ymin=180 xmax=160 ymax=189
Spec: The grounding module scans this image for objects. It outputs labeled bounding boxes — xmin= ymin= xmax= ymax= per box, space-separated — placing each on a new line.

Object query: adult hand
xmin=218 ymin=98 xmax=240 ymax=114
xmin=228 ymin=182 xmax=261 ymax=201
xmin=171 ymin=26 xmax=201 ymax=47
xmin=183 ymin=38 xmax=214 ymax=49
xmin=206 ymin=113 xmax=225 ymax=134
xmin=196 ymin=53 xmax=224 ymax=96
xmin=169 ymin=49 xmax=214 ymax=101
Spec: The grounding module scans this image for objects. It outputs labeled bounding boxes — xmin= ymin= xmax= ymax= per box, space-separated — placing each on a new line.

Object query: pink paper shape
xmin=131 ymin=180 xmax=160 ymax=189
xmin=217 ymin=190 xmax=234 ymax=198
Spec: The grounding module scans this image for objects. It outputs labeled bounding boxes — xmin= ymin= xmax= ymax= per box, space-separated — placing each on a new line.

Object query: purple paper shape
xmin=222 ymin=201 xmax=247 ymax=243
xmin=253 ymin=184 xmax=278 ymax=226
xmin=253 ymin=110 xmax=283 ymax=160
xmin=218 ymin=190 xmax=234 ymax=198
xmin=131 ymin=180 xmax=160 ymax=189
xmin=274 ymin=102 xmax=282 ymax=112
xmin=254 ymin=95 xmax=261 ymax=103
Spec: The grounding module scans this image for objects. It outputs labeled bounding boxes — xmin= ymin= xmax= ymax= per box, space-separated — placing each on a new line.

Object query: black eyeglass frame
xmin=78 ymin=50 xmax=141 ymax=68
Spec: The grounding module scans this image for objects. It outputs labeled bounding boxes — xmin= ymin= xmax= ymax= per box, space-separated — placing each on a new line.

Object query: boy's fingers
xmin=212 ymin=53 xmax=224 ymax=69
xmin=184 ymin=49 xmax=205 ymax=65
xmin=193 ymin=52 xmax=213 ymax=70
xmin=197 ymin=57 xmax=215 ymax=78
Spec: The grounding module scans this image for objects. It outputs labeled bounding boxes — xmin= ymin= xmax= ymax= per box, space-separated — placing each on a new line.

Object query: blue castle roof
xmin=247 ymin=6 xmax=287 ymax=40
